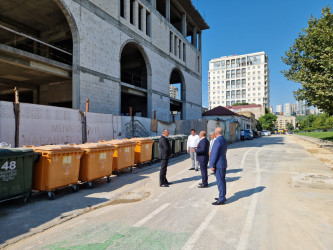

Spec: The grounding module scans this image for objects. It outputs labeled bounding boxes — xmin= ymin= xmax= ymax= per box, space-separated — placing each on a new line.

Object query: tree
xmin=258 ymin=113 xmax=277 ymax=131
xmin=282 ymin=6 xmax=333 ymax=115
xmin=286 ymin=122 xmax=294 ymax=131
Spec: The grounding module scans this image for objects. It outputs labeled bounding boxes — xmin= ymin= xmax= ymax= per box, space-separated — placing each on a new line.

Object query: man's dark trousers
xmin=196 ymin=137 xmax=210 ymax=186
xmin=160 ymin=159 xmax=169 ymax=185
xmin=216 ymin=167 xmax=226 ymax=202
xmin=199 ymin=161 xmax=208 ymax=186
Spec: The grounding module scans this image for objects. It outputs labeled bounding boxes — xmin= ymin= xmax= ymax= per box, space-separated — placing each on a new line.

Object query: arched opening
xmin=0 ymin=0 xmax=73 ymax=108
xmin=120 ymin=42 xmax=148 ymax=117
xmin=169 ymin=68 xmax=185 ymax=120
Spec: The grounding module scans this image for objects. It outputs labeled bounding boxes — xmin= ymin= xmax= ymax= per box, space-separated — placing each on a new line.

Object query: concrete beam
xmin=181 ymin=13 xmax=187 ymax=37
xmin=133 ymin=0 xmax=139 ymax=28
xmin=124 ymin=0 xmax=131 ymax=21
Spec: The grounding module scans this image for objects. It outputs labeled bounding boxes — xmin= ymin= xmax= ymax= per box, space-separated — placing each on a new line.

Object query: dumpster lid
xmin=77 ymin=143 xmax=115 ymax=150
xmin=0 ymin=147 xmax=35 ymax=156
xmin=130 ymin=138 xmax=154 ymax=143
xmin=28 ymin=145 xmax=83 ymax=151
xmin=105 ymin=140 xmax=137 ymax=146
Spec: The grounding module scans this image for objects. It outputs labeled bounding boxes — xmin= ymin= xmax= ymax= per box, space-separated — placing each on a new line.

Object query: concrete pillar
xmin=180 ymin=41 xmax=183 ymax=60
xmin=170 ymin=33 xmax=174 ymax=54
xmin=124 ymin=0 xmax=130 ymax=21
xmin=133 ymin=0 xmax=139 ymax=27
xmin=181 ymin=13 xmax=187 ymax=37
xmin=141 ymin=8 xmax=146 ymax=34
xmin=175 ymin=37 xmax=179 ymax=58
xmin=193 ymin=26 xmax=198 ymax=48
xmin=166 ymin=0 xmax=170 ymax=21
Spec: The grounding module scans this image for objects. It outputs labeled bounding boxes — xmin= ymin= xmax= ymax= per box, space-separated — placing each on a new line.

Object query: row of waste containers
xmin=0 ymin=135 xmax=188 ymax=202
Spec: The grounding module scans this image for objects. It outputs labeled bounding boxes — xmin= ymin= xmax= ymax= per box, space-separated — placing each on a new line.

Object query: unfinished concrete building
xmin=0 ymin=0 xmax=208 ymax=121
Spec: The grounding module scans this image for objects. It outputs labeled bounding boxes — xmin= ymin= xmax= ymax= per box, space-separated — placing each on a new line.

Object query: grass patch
xmin=297 ymin=132 xmax=333 ymax=142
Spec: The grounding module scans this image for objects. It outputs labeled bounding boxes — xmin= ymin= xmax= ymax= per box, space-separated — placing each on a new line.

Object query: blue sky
xmin=192 ymin=0 xmax=331 ymax=111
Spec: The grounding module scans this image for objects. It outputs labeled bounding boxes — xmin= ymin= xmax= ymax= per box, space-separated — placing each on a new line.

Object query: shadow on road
xmin=227 ymin=168 xmax=243 ymax=174
xmin=227 ymin=186 xmax=266 ymax=204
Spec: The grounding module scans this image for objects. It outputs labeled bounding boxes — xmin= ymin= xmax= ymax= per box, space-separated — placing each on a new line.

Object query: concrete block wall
xmin=59 ymin=0 xmax=203 ymax=122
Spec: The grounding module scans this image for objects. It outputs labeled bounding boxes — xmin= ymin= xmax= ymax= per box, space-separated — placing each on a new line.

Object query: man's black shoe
xmin=166 ymin=182 xmax=172 ymax=185
xmin=215 ymin=198 xmax=227 ymax=201
xmin=188 ymin=167 xmax=195 ymax=170
xmin=212 ymin=201 xmax=225 ymax=205
xmin=198 ymin=184 xmax=208 ymax=188
xmin=160 ymin=184 xmax=169 ymax=187
xmin=195 ymin=169 xmax=199 ymax=171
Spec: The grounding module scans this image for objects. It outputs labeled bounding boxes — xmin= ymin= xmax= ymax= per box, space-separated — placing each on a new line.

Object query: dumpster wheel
xmin=116 ymin=171 xmax=120 ymax=177
xmin=23 ymin=195 xmax=29 ymax=204
xmin=72 ymin=184 xmax=79 ymax=192
xmin=129 ymin=167 xmax=133 ymax=173
xmin=88 ymin=182 xmax=94 ymax=189
xmin=107 ymin=176 xmax=111 ymax=183
xmin=48 ymin=192 xmax=55 ymax=200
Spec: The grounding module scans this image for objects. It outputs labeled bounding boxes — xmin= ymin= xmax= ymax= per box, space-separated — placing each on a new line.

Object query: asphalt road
xmin=2 ymin=135 xmax=333 ymax=250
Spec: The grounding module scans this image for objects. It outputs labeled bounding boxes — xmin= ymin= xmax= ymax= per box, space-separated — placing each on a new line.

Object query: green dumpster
xmin=179 ymin=135 xmax=188 ymax=153
xmin=150 ymin=137 xmax=160 ymax=161
xmin=0 ymin=148 xmax=39 ymax=203
xmin=170 ymin=136 xmax=181 ymax=155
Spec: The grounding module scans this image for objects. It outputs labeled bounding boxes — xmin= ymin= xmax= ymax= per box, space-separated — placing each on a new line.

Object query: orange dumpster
xmin=99 ymin=140 xmax=136 ymax=175
xmin=130 ymin=138 xmax=154 ymax=165
xmin=26 ymin=145 xmax=83 ymax=200
xmin=77 ymin=143 xmax=115 ymax=188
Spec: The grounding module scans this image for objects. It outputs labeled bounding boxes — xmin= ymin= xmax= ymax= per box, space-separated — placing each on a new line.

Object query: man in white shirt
xmin=209 ymin=132 xmax=216 ymax=174
xmin=187 ymin=129 xmax=200 ymax=171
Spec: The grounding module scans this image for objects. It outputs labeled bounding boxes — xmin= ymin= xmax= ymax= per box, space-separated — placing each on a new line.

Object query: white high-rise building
xmin=208 ymin=52 xmax=270 ymax=109
xmin=284 ymin=103 xmax=292 ymax=116
xmin=276 ymin=104 xmax=283 ymax=114
xmin=169 ymin=85 xmax=179 ymax=99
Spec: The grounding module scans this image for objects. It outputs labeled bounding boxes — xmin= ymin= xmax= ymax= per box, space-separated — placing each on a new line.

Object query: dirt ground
xmin=292 ymin=135 xmax=333 ymax=170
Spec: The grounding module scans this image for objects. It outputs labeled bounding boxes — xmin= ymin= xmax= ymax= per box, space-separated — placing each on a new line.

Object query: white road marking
xmin=188 ymin=180 xmax=201 ymax=189
xmin=182 ymin=207 xmax=218 ymax=250
xmin=237 ymin=148 xmax=263 ymax=250
xmin=182 ymin=145 xmax=262 ymax=249
xmin=157 ymin=192 xmax=166 ymax=199
xmin=133 ymin=203 xmax=170 ymax=227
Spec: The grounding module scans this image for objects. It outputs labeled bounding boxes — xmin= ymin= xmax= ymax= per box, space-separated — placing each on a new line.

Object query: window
xmin=258 ymin=76 xmax=261 ymax=79
xmin=241 ymin=57 xmax=246 ymax=66
xmin=236 ymin=79 xmax=240 ymax=88
xmin=236 ymin=58 xmax=241 ymax=67
xmin=231 ymin=59 xmax=235 ymax=68
xmin=258 ymin=71 xmax=260 ymax=74
xmin=231 ymin=70 xmax=235 ymax=78
xmin=226 ymin=60 xmax=230 ymax=69
xmin=226 ymin=70 xmax=230 ymax=79
xmin=236 ymin=69 xmax=240 ymax=78
xmin=139 ymin=5 xmax=143 ymax=30
xmin=120 ymin=0 xmax=125 ymax=18
xmin=231 ymin=80 xmax=235 ymax=89
xmin=130 ymin=0 xmax=134 ymax=24
xmin=226 ymin=81 xmax=230 ymax=89
xmin=242 ymin=79 xmax=246 ymax=88
xmin=236 ymin=90 xmax=241 ymax=99
xmin=231 ymin=90 xmax=235 ymax=99
xmin=146 ymin=11 xmax=151 ymax=36
xmin=247 ymin=55 xmax=262 ymax=65
xmin=242 ymin=68 xmax=246 ymax=77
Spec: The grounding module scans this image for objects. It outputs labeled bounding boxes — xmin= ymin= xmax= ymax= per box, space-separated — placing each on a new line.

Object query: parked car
xmin=261 ymin=130 xmax=271 ymax=136
xmin=243 ymin=129 xmax=253 ymax=140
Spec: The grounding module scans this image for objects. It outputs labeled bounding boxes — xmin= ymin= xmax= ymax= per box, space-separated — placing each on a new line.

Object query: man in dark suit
xmin=159 ymin=129 xmax=172 ymax=187
xmin=209 ymin=127 xmax=228 ymax=205
xmin=193 ymin=131 xmax=210 ymax=188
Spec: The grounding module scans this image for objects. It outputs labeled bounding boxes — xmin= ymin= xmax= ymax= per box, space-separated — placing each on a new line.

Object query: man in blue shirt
xmin=209 ymin=127 xmax=228 ymax=205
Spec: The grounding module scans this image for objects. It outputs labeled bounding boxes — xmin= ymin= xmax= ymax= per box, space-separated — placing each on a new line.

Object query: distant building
xmin=284 ymin=103 xmax=292 ymax=116
xmin=276 ymin=105 xmax=283 ymax=114
xmin=202 ymin=106 xmax=252 ymax=130
xmin=269 ymin=105 xmax=273 ymax=113
xmin=296 ymin=100 xmax=307 ymax=115
xmin=208 ymin=51 xmax=270 ymax=109
xmin=276 ymin=115 xmax=296 ymax=130
xmin=291 ymin=103 xmax=297 ymax=115
xmin=169 ymin=85 xmax=179 ymax=99
xmin=225 ymin=104 xmax=265 ymax=120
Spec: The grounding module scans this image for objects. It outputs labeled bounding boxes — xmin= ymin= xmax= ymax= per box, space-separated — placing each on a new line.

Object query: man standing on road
xmin=241 ymin=129 xmax=245 ymax=142
xmin=193 ymin=131 xmax=210 ymax=188
xmin=209 ymin=132 xmax=216 ymax=175
xmin=159 ymin=129 xmax=172 ymax=187
xmin=187 ymin=129 xmax=200 ymax=171
xmin=210 ymin=127 xmax=228 ymax=205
